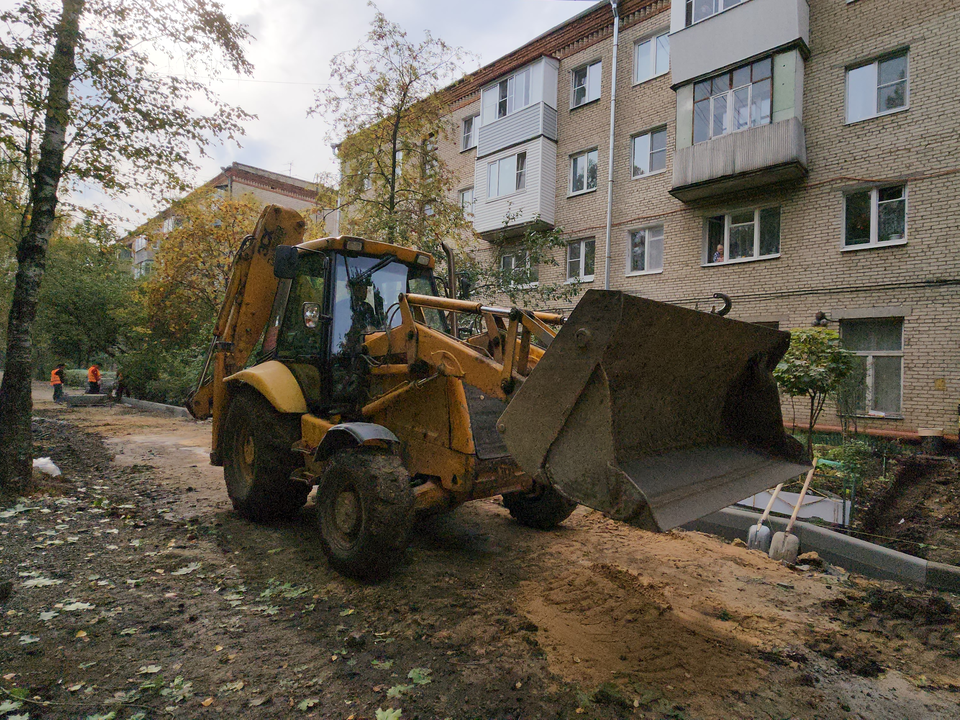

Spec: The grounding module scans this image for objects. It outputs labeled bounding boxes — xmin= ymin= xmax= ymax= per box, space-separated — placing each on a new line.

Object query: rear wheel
xmin=317 ymin=448 xmax=414 ymax=579
xmin=222 ymin=392 xmax=310 ymax=521
xmin=502 ymin=484 xmax=577 ymax=530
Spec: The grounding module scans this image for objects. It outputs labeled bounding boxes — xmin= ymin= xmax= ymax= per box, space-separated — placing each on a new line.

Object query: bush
xmin=119 ymin=343 xmax=205 ymax=405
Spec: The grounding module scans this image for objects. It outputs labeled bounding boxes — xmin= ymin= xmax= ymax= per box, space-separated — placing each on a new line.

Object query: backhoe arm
xmin=185 ymin=206 xmax=307 ymax=440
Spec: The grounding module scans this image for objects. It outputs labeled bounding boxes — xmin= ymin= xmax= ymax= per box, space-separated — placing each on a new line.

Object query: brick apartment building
xmin=125 ymin=162 xmax=335 ymax=277
xmin=420 ymin=0 xmax=959 ymax=438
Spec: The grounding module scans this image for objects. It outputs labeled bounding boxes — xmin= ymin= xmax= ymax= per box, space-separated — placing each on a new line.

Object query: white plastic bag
xmin=32 ymin=457 xmax=61 ymax=477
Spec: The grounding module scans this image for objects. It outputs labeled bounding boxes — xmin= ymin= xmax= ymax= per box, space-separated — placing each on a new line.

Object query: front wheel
xmin=317 ymin=448 xmax=415 ymax=579
xmin=222 ymin=392 xmax=310 ymax=521
xmin=502 ymin=484 xmax=577 ymax=530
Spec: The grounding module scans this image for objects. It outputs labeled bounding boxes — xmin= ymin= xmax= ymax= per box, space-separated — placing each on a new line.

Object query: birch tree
xmin=0 ymin=0 xmax=253 ymax=489
xmin=311 ymin=2 xmax=473 ymax=254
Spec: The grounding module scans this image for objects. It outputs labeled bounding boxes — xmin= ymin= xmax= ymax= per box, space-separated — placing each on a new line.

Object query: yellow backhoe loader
xmin=186 ymin=205 xmax=808 ymax=578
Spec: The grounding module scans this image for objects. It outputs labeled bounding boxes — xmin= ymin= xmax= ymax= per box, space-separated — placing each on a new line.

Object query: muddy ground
xmin=1 ymin=390 xmax=959 ymax=719
xmin=860 ymin=456 xmax=960 ymax=566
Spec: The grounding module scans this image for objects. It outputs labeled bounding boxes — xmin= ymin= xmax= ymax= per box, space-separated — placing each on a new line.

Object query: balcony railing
xmin=671 ymin=116 xmax=806 ymax=202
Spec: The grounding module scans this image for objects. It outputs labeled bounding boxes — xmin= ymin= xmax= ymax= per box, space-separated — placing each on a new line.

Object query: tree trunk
xmin=0 ymin=0 xmax=84 ymax=490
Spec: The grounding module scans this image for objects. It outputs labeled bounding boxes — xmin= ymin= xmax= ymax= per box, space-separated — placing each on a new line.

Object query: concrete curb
xmin=120 ymin=397 xmax=192 ymax=419
xmin=684 ymin=507 xmax=960 ymax=594
xmin=65 ymin=394 xmax=111 ymax=407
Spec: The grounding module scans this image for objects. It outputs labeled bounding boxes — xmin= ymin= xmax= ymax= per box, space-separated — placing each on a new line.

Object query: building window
xmin=566 ymin=238 xmax=596 ymax=281
xmin=133 ymin=236 xmax=147 ymax=252
xmin=487 ymin=152 xmax=526 ymax=199
xmin=634 ymin=33 xmax=669 ymax=84
xmin=498 ymin=67 xmax=531 ymax=119
xmin=423 ymin=136 xmax=438 ymax=176
xmin=846 ymin=51 xmax=908 ymax=124
xmin=705 ymin=207 xmax=780 ymax=264
xmin=161 ymin=217 xmax=175 ymax=233
xmin=499 ymin=248 xmax=538 ymax=287
xmin=569 ymin=149 xmax=598 ymax=195
xmin=627 ymin=225 xmax=664 ymax=275
xmin=459 ymin=187 xmax=475 ymax=215
xmin=840 ymin=318 xmax=903 ymax=416
xmin=844 ymin=185 xmax=906 ymax=248
xmin=686 ymin=0 xmax=744 ymax=26
xmin=571 ymin=60 xmax=602 ymax=108
xmin=693 ymin=57 xmax=772 ymax=144
xmin=462 ymin=114 xmax=478 ymax=150
xmin=423 ymin=204 xmax=434 ymax=217
xmin=631 ymin=127 xmax=667 ymax=178
xmin=394 ymin=149 xmax=403 ymax=178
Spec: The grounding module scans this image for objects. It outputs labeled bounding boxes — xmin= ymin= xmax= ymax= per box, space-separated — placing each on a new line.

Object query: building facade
xmin=125 ymin=162 xmax=335 ymax=277
xmin=432 ymin=0 xmax=960 ymax=437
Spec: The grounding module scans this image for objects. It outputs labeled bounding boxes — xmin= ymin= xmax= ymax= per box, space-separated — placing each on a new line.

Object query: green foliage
xmin=455 ymin=212 xmax=580 ymax=308
xmin=774 ymin=328 xmax=855 ymax=399
xmin=775 ymin=327 xmax=856 ymax=457
xmin=314 ymin=2 xmax=474 ymax=250
xmin=824 ymin=440 xmax=875 ymax=485
xmin=31 ymin=219 xmax=135 ymax=371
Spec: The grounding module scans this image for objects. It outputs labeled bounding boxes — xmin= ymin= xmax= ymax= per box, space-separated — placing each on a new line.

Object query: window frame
xmin=693 ymin=57 xmax=773 ymax=145
xmin=571 ymin=59 xmax=602 ymax=109
xmin=459 ymin=186 xmax=475 ymax=216
xmin=461 ymin=113 xmax=479 ymax=151
xmin=566 ymin=238 xmax=596 ymax=283
xmin=685 ymin=0 xmax=745 ymax=27
xmin=633 ymin=32 xmax=670 ymax=85
xmin=486 ymin=151 xmax=527 ymax=200
xmin=626 ymin=224 xmax=665 ymax=276
xmin=703 ymin=206 xmax=781 ymax=266
xmin=845 ymin=50 xmax=909 ymax=125
xmin=497 ymin=67 xmax=532 ymax=120
xmin=840 ymin=318 xmax=904 ymax=418
xmin=569 ymin=148 xmax=599 ymax=196
xmin=631 ymin=126 xmax=668 ymax=179
xmin=841 ymin=184 xmax=908 ymax=251
xmin=499 ymin=247 xmax=539 ymax=289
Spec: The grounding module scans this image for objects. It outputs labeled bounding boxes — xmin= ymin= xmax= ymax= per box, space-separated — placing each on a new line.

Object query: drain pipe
xmin=602 ymin=0 xmax=619 ymax=290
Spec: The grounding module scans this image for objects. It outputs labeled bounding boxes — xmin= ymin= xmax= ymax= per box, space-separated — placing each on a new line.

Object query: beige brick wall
xmin=431 ymin=0 xmax=960 ymax=434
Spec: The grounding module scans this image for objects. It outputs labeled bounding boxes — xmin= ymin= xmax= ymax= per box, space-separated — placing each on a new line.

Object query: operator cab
xmin=262 ymin=237 xmax=445 ymax=416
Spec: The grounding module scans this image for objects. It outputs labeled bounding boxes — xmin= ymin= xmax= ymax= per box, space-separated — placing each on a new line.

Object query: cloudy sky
xmin=73 ymin=0 xmax=600 ymax=228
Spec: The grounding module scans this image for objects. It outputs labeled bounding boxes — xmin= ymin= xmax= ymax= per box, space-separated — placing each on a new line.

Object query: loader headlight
xmin=302 ymin=302 xmax=321 ymax=329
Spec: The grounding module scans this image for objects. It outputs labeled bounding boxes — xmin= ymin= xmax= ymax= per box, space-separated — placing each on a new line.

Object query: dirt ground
xmin=859 ymin=456 xmax=960 ymax=566
xmin=1 ymin=385 xmax=959 ymax=719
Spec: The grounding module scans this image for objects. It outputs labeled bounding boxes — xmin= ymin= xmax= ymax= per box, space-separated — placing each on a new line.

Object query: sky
xmin=53 ymin=0 xmax=602 ymax=229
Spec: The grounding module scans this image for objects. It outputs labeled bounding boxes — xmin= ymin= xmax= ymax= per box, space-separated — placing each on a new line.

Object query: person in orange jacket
xmin=87 ymin=364 xmax=102 ymax=394
xmin=51 ymin=363 xmax=66 ymax=403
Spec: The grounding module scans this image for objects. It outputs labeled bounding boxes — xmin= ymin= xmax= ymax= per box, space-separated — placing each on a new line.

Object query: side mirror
xmin=273 ymin=245 xmax=299 ymax=279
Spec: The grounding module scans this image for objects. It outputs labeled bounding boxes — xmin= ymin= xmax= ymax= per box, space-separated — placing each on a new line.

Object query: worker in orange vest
xmin=87 ymin=364 xmax=102 ymax=394
xmin=50 ymin=363 xmax=66 ymax=404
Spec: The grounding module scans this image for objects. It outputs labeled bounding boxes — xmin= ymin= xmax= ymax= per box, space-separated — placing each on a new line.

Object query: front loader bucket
xmin=498 ymin=290 xmax=809 ymax=532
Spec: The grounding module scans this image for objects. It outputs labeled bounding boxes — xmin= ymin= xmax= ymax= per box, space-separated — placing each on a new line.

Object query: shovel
xmin=747 ymin=482 xmax=784 ymax=552
xmin=769 ymin=459 xmax=818 ymax=564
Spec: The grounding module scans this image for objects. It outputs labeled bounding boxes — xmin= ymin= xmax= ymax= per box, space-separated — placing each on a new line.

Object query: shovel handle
xmin=785 ymin=459 xmax=818 ymax=535
xmin=756 ymin=483 xmax=784 ymax=528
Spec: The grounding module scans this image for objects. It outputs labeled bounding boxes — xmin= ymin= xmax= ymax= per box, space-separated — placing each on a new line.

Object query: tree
xmin=774 ymin=327 xmax=856 ymax=458
xmin=311 ymin=2 xmax=474 ymax=254
xmin=456 ymin=212 xmax=581 ymax=309
xmin=0 ymin=0 xmax=253 ymax=489
xmin=32 ymin=217 xmax=135 ymax=370
xmin=140 ymin=187 xmax=261 ymax=342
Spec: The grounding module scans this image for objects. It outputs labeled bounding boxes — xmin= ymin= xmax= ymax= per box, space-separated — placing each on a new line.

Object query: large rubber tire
xmin=317 ymin=448 xmax=415 ymax=579
xmin=502 ymin=484 xmax=577 ymax=530
xmin=222 ymin=392 xmax=310 ymax=521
